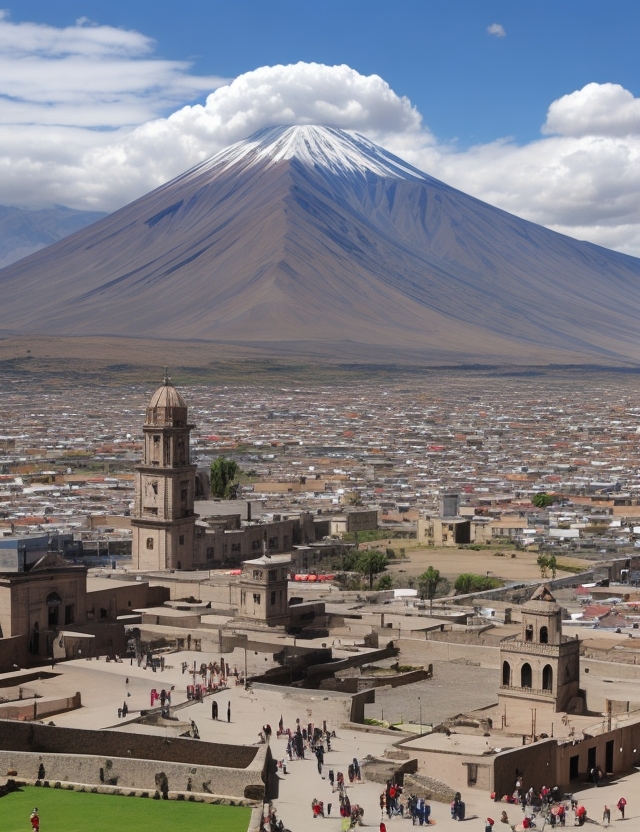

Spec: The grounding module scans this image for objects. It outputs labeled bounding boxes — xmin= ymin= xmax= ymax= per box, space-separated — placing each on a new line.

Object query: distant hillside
xmin=0 ymin=205 xmax=106 ymax=268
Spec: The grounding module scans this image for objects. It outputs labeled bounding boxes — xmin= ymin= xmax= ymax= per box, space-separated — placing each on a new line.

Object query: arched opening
xmin=542 ymin=664 xmax=553 ymax=691
xmin=502 ymin=661 xmax=511 ymax=686
xmin=540 ymin=625 xmax=549 ymax=644
xmin=525 ymin=624 xmax=533 ymax=642
xmin=521 ymin=662 xmax=532 ymax=688
xmin=46 ymin=592 xmax=62 ymax=628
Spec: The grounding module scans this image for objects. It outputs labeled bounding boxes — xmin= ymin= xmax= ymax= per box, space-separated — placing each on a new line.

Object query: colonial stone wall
xmin=0 ymin=719 xmax=267 ymax=800
xmin=0 ymin=692 xmax=80 ymax=721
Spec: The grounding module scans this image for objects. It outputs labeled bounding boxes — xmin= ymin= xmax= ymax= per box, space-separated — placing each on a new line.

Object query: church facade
xmin=131 ymin=374 xmax=198 ymax=571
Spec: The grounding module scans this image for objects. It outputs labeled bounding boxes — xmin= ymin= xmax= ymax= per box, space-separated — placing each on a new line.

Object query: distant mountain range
xmin=1 ymin=125 xmax=640 ymax=366
xmin=0 ymin=205 xmax=106 ymax=269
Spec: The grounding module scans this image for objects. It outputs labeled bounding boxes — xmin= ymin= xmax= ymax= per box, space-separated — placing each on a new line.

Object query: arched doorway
xmin=46 ymin=592 xmax=62 ymax=627
xmin=502 ymin=661 xmax=511 ymax=686
xmin=542 ymin=664 xmax=553 ymax=691
xmin=521 ymin=662 xmax=532 ymax=688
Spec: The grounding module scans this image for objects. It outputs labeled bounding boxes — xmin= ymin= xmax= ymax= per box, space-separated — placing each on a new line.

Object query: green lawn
xmin=1 ymin=786 xmax=251 ymax=832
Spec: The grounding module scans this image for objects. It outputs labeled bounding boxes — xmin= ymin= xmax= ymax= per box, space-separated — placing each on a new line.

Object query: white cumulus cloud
xmin=1 ymin=13 xmax=640 ymax=259
xmin=487 ymin=23 xmax=506 ymax=38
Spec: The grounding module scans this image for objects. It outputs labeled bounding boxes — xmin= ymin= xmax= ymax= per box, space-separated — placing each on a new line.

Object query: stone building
xmin=237 ymin=554 xmax=291 ymax=626
xmin=132 ymin=374 xmax=198 ymax=571
xmin=498 ymin=584 xmax=581 ymax=715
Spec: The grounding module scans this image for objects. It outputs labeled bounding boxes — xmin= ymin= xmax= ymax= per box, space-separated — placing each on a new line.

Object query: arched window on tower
xmin=542 ymin=664 xmax=553 ymax=691
xmin=502 ymin=661 xmax=511 ymax=686
xmin=540 ymin=626 xmax=549 ymax=644
xmin=525 ymin=624 xmax=533 ymax=642
xmin=521 ymin=662 xmax=532 ymax=689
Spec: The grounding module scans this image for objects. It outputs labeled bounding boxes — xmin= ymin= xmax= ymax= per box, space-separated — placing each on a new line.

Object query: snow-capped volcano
xmin=193 ymin=125 xmax=427 ymax=182
xmin=1 ymin=124 xmax=640 ymax=365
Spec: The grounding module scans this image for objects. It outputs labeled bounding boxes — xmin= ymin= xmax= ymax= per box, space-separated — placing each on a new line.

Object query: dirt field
xmin=379 ymin=542 xmax=591 ymax=584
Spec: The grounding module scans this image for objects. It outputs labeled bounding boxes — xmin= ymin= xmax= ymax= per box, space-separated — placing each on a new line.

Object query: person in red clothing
xmin=30 ymin=809 xmax=39 ymax=832
xmin=617 ymin=797 xmax=626 ymax=819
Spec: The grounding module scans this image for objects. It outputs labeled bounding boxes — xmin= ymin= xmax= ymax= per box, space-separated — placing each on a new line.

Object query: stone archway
xmin=521 ymin=662 xmax=532 ymax=688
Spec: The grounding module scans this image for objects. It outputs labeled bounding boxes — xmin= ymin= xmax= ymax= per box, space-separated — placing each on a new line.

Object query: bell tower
xmin=499 ymin=584 xmax=581 ymax=715
xmin=132 ymin=371 xmax=198 ymax=571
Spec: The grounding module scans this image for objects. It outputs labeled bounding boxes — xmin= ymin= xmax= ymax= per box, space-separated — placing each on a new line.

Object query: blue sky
xmin=3 ymin=2 xmax=640 ymax=255
xmin=12 ymin=0 xmax=640 ymax=145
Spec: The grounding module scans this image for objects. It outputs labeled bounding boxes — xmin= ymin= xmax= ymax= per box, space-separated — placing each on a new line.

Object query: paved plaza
xmin=4 ymin=650 xmax=640 ymax=831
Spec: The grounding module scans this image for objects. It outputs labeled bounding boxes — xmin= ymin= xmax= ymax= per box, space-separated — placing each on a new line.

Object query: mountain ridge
xmin=1 ymin=125 xmax=640 ymax=365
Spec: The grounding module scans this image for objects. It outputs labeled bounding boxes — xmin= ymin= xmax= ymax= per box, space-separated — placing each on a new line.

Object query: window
xmin=525 ymin=624 xmax=533 ymax=642
xmin=253 ymin=593 xmax=261 ymax=604
xmin=502 ymin=661 xmax=511 ymax=686
xmin=269 ymin=570 xmax=277 ymax=580
xmin=268 ymin=536 xmax=278 ymax=549
xmin=153 ymin=435 xmax=160 ymax=444
xmin=271 ymin=591 xmax=277 ymax=606
xmin=252 ymin=540 xmax=261 ymax=551
xmin=64 ymin=604 xmax=75 ymax=625
xmin=181 ymin=489 xmax=188 ymax=501
xmin=206 ymin=547 xmax=214 ymax=560
xmin=542 ymin=664 xmax=553 ymax=691
xmin=231 ymin=543 xmax=241 ymax=553
xmin=179 ymin=535 xmax=185 ymax=545
xmin=540 ymin=626 xmax=549 ymax=644
xmin=146 ymin=537 xmax=154 ymax=549
xmin=521 ymin=663 xmax=532 ymax=689
xmin=253 ymin=570 xmax=263 ymax=580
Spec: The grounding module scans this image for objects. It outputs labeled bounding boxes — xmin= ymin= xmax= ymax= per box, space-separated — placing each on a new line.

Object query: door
xmin=587 ymin=746 xmax=596 ymax=772
xmin=569 ymin=755 xmax=579 ymax=780
xmin=605 ymin=740 xmax=614 ymax=774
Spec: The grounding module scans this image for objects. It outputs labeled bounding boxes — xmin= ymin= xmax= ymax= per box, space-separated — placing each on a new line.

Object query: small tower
xmin=499 ymin=584 xmax=580 ymax=714
xmin=237 ymin=554 xmax=291 ymax=626
xmin=131 ymin=371 xmax=198 ymax=571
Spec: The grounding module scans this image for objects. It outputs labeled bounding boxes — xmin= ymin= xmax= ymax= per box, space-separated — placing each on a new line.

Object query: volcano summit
xmin=2 ymin=125 xmax=640 ymax=365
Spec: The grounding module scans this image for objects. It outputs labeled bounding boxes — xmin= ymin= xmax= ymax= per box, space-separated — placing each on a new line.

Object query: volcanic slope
xmin=2 ymin=125 xmax=640 ymax=365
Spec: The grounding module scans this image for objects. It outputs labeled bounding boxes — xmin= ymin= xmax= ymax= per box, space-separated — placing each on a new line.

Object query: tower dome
xmin=145 ymin=369 xmax=187 ymax=426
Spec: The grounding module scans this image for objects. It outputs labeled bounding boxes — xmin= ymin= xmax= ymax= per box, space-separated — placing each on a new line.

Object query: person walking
xmin=211 ymin=699 xmax=218 ymax=719
xmin=30 ymin=808 xmax=39 ymax=832
xmin=617 ymin=797 xmax=626 ymax=819
xmin=315 ymin=744 xmax=324 ymax=775
xmin=603 ymin=805 xmax=611 ymax=826
xmin=227 ymin=701 xmax=231 ymax=722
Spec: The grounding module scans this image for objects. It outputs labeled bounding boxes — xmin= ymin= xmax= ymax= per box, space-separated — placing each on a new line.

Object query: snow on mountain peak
xmin=195 ymin=125 xmax=429 ymax=182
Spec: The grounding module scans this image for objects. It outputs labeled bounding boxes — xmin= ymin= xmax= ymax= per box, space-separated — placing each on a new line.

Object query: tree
xmin=210 ymin=457 xmax=241 ymax=499
xmin=374 ymin=574 xmax=393 ymax=591
xmin=418 ymin=566 xmax=444 ymax=612
xmin=547 ymin=554 xmax=558 ymax=579
xmin=537 ymin=554 xmax=549 ymax=578
xmin=532 ymin=492 xmax=555 ymax=508
xmin=356 ymin=549 xmax=389 ymax=589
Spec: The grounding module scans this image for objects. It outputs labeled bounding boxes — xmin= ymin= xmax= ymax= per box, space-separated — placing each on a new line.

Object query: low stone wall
xmin=393 ymin=637 xmax=500 ymax=669
xmin=0 ymin=719 xmax=266 ymax=800
xmin=0 ymin=635 xmax=28 ymax=673
xmin=0 ymin=692 xmax=80 ymax=721
xmin=0 ymin=750 xmax=264 ymax=800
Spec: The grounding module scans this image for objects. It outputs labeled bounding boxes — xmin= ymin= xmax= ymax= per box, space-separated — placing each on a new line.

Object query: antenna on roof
xmin=163 ymin=366 xmax=170 ymax=385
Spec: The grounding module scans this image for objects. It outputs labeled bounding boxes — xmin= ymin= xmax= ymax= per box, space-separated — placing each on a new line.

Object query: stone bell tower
xmin=499 ymin=584 xmax=581 ymax=715
xmin=132 ymin=371 xmax=198 ymax=571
